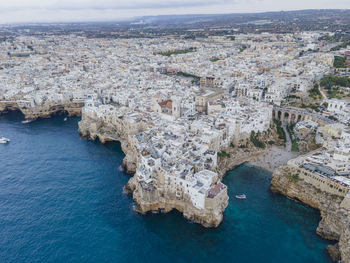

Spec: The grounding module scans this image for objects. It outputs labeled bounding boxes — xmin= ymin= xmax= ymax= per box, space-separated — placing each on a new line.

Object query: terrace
xmin=207 ymin=183 xmax=226 ymax=199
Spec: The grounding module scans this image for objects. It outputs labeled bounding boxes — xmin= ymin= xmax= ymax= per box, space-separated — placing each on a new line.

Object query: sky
xmin=0 ymin=0 xmax=348 ymax=24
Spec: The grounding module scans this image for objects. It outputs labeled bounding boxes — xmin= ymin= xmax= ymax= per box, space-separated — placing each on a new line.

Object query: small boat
xmin=235 ymin=194 xmax=246 ymax=199
xmin=21 ymin=120 xmax=32 ymax=124
xmin=0 ymin=137 xmax=10 ymax=144
xmin=64 ymin=117 xmax=67 ymax=121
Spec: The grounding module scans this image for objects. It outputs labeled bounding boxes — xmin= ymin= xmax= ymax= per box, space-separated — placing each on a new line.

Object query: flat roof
xmin=302 ymin=163 xmax=335 ymax=177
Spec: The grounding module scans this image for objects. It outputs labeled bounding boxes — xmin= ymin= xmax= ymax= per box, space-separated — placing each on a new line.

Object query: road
xmin=282 ymin=124 xmax=292 ymax=152
xmin=319 ymin=88 xmax=328 ymax=100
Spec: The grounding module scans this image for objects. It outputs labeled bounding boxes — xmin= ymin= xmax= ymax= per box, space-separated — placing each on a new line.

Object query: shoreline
xmin=1 ymin=110 xmax=340 ymax=261
xmin=271 ymin=165 xmax=350 ymax=263
xmin=0 ymin=114 xmax=333 ymax=263
xmin=248 ymin=145 xmax=299 ymax=172
xmin=0 ymin=101 xmax=83 ymax=121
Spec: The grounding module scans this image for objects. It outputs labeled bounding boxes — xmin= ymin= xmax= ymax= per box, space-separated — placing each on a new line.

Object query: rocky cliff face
xmin=78 ymin=110 xmax=138 ymax=174
xmin=216 ymin=127 xmax=288 ymax=177
xmin=0 ymin=101 xmax=83 ymax=120
xmin=216 ymin=147 xmax=266 ymax=178
xmin=271 ymin=166 xmax=350 ymax=263
xmin=78 ymin=109 xmax=229 ymax=227
xmin=340 ymin=228 xmax=350 ymax=263
xmin=125 ymin=176 xmax=228 ymax=227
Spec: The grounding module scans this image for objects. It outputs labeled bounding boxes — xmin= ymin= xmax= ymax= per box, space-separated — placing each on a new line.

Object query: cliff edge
xmin=78 ymin=107 xmax=229 ymax=228
xmin=271 ymin=166 xmax=350 ymax=262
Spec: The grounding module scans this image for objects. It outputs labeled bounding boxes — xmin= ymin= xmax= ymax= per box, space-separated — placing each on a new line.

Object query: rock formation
xmin=77 ymin=107 xmax=139 ymax=174
xmin=78 ymin=106 xmax=229 ymax=227
xmin=271 ymin=166 xmax=350 ymax=262
xmin=124 ymin=175 xmax=228 ymax=227
xmin=0 ymin=101 xmax=83 ymax=120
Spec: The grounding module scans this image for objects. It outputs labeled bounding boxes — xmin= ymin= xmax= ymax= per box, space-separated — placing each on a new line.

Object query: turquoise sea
xmin=0 ymin=111 xmax=332 ymax=263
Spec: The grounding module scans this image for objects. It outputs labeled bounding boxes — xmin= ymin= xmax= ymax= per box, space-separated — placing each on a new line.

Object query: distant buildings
xmin=0 ymin=31 xmax=344 ymax=211
xmin=287 ymin=127 xmax=350 ymax=199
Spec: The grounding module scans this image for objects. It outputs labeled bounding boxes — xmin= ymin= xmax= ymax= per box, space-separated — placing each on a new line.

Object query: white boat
xmin=0 ymin=137 xmax=10 ymax=144
xmin=21 ymin=120 xmax=32 ymax=124
xmin=64 ymin=117 xmax=67 ymax=121
xmin=235 ymin=194 xmax=246 ymax=199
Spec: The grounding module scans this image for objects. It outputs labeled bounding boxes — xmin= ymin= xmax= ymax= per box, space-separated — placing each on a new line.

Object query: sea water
xmin=0 ymin=112 xmax=332 ymax=263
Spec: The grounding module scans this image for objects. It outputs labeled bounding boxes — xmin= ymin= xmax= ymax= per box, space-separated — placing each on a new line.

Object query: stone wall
xmin=295 ymin=167 xmax=350 ymax=197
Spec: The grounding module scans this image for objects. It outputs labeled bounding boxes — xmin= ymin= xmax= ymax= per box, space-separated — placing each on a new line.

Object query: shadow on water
xmin=0 ymin=109 xmax=73 ymax=126
xmin=0 ymin=112 xmax=334 ymax=263
xmin=0 ymin=109 xmax=25 ymax=122
xmin=223 ymin=164 xmax=333 ymax=262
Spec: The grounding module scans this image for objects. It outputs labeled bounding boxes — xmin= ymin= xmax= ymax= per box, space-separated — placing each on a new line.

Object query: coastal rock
xmin=327 ymin=244 xmax=341 ymax=262
xmin=78 ymin=107 xmax=229 ymax=227
xmin=216 ymin=128 xmax=284 ymax=176
xmin=78 ymin=111 xmax=138 ymax=175
xmin=216 ymin=147 xmax=266 ymax=178
xmin=271 ymin=166 xmax=350 ymax=262
xmin=0 ymin=101 xmax=83 ymax=120
xmin=339 ymin=225 xmax=350 ymax=263
xmin=127 ymin=175 xmax=228 ymax=227
xmin=122 ymin=156 xmax=137 ymax=174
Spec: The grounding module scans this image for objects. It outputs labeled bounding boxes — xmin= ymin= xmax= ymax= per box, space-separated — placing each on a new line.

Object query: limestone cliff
xmin=216 ymin=127 xmax=285 ymax=177
xmin=125 ymin=176 xmax=228 ymax=227
xmin=216 ymin=147 xmax=266 ymax=178
xmin=271 ymin=166 xmax=350 ymax=263
xmin=78 ymin=108 xmax=229 ymax=227
xmin=77 ymin=109 xmax=138 ymax=174
xmin=0 ymin=101 xmax=83 ymax=120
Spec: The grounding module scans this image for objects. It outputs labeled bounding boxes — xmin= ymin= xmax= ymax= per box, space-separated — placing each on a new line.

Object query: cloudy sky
xmin=0 ymin=0 xmax=348 ymax=24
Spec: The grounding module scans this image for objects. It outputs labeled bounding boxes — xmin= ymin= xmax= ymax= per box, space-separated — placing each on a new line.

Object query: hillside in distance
xmin=0 ymin=9 xmax=349 ymax=39
xmin=134 ymin=9 xmax=350 ymax=32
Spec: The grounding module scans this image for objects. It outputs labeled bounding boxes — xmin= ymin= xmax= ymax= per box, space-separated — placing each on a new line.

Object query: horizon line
xmin=0 ymin=8 xmax=349 ymax=26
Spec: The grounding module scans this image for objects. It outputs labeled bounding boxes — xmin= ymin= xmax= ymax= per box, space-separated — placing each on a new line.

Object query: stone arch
xmin=277 ymin=111 xmax=282 ymax=121
xmin=297 ymin=114 xmax=302 ymax=122
xmin=291 ymin=113 xmax=296 ymax=124
xmin=283 ymin=112 xmax=289 ymax=122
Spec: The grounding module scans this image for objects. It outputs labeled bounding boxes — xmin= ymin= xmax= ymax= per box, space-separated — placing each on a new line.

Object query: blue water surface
xmin=0 ymin=111 xmax=332 ymax=263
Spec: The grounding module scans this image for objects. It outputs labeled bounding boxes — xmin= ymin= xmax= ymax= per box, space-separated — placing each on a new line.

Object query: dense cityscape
xmin=0 ymin=8 xmax=350 ymax=263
